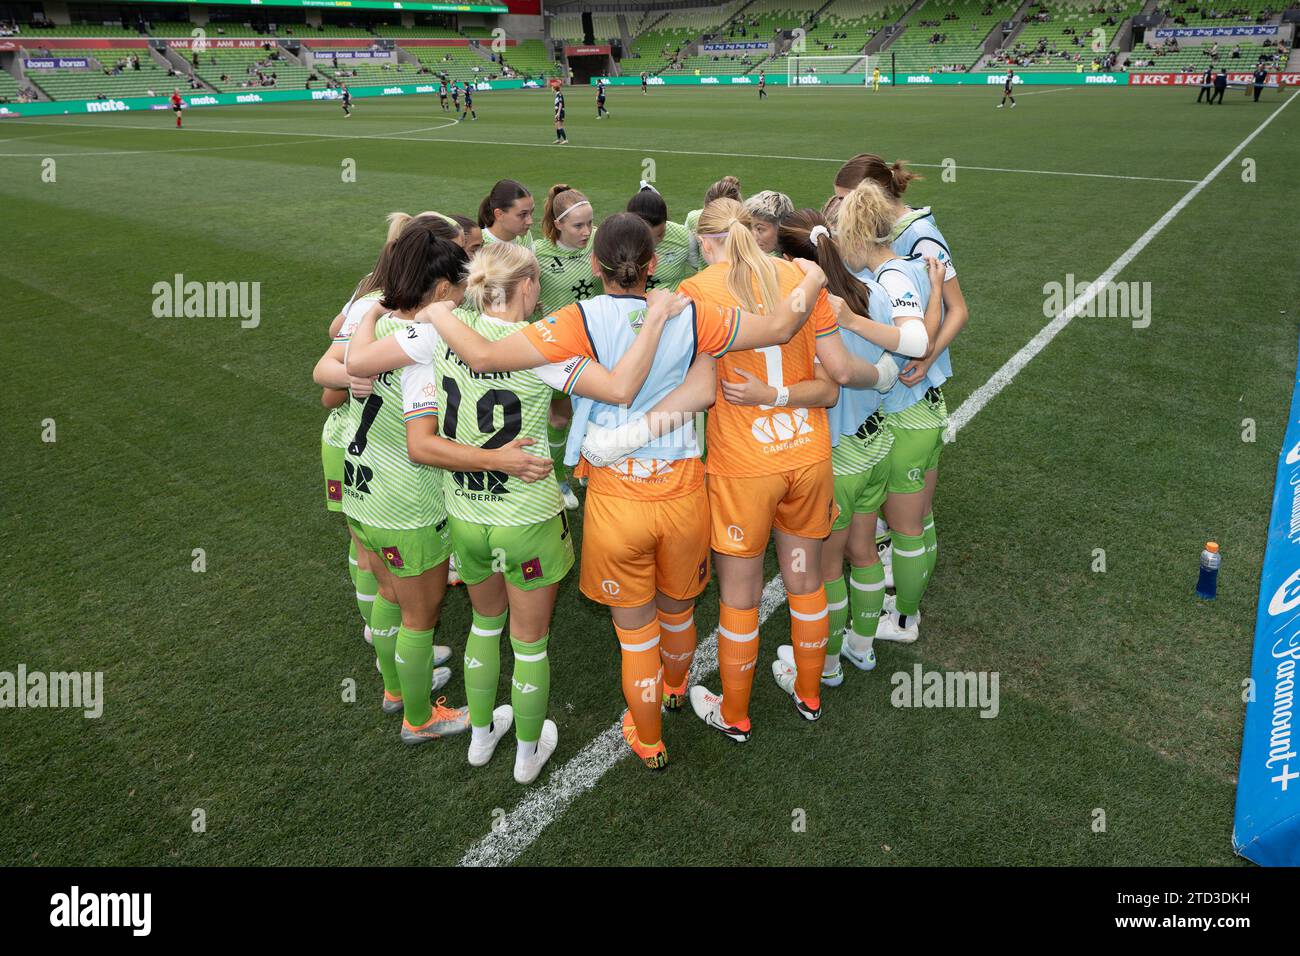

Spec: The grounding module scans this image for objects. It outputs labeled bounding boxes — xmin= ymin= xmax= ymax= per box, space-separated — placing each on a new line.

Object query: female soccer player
xmin=478 ymin=179 xmax=535 ymax=249
xmin=552 ymin=81 xmax=568 ymax=144
xmin=449 ymin=215 xmax=483 ymax=258
xmin=353 ymin=240 xmax=688 ymax=781
xmin=533 ymin=184 xmax=597 ymax=509
xmin=415 ymin=212 xmax=838 ymax=766
xmin=596 ymin=79 xmax=609 ymax=118
xmin=774 ymin=210 xmax=943 ymax=680
xmin=314 ymin=212 xmax=458 ymax=649
xmin=683 ymin=175 xmax=742 ymax=243
xmin=460 ymin=81 xmax=476 ymax=121
xmin=438 ymin=79 xmax=448 ymax=111
xmin=741 ymin=190 xmax=794 ymax=254
xmin=626 ymin=183 xmax=698 ymax=292
xmin=679 ymin=198 xmax=898 ymax=739
xmin=833 ymin=154 xmax=970 ymax=601
xmin=834 ymin=181 xmax=946 ymax=644
xmin=339 ymin=219 xmax=481 ymax=745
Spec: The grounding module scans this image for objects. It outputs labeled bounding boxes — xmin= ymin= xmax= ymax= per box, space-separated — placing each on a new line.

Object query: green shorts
xmin=883 ymin=424 xmax=943 ymax=495
xmin=322 ymin=440 xmax=345 ymax=512
xmin=346 ymin=517 xmax=452 ymax=578
xmin=831 ymin=455 xmax=891 ymax=532
xmin=449 ymin=512 xmax=574 ymax=591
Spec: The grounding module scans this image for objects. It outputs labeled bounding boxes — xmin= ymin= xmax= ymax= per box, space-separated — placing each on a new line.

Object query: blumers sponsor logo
xmin=0 ymin=666 xmax=103 ymax=718
xmin=890 ymin=665 xmax=1000 ymax=718
xmin=151 ymin=273 xmax=261 ymax=328
xmin=1042 ymin=273 xmax=1151 ymax=329
xmin=235 ymin=93 xmax=262 ymax=103
xmin=50 ymin=887 xmax=150 ymax=936
xmin=86 ymin=99 xmax=127 ymax=112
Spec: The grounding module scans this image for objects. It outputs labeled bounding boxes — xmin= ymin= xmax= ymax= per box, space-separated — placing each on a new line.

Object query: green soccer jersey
xmin=341 ymin=314 xmax=447 ymax=530
xmin=831 ymin=408 xmax=895 ymax=477
xmin=482 ymin=228 xmax=534 ymax=251
xmin=322 ymin=290 xmax=383 ymax=449
xmin=432 ymin=308 xmax=588 ymax=526
xmin=647 ymin=220 xmax=696 ymax=291
xmin=533 ymin=234 xmax=599 ymax=316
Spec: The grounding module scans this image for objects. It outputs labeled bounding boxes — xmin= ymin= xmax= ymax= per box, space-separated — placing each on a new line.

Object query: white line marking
xmin=458 ymin=577 xmax=789 ymax=868
xmin=0 ymin=113 xmax=1188 ymax=182
xmin=456 ymin=87 xmax=1299 ymax=869
xmin=947 ymin=88 xmax=1298 ymax=437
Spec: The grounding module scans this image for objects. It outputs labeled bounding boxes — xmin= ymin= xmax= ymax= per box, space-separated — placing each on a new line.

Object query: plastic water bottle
xmin=1196 ymin=542 xmax=1221 ymax=600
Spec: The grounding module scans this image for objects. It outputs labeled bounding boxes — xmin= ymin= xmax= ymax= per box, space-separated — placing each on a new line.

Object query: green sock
xmin=395 ymin=625 xmax=435 ymax=727
xmin=348 ymin=538 xmax=358 ymax=589
xmin=849 ymin=562 xmax=886 ymax=640
xmin=891 ymin=531 xmax=928 ymax=618
xmin=510 ymin=633 xmax=550 ymax=744
xmin=547 ymin=422 xmax=568 ymax=484
xmin=355 ymin=568 xmax=378 ymax=627
xmin=370 ymin=595 xmax=403 ymax=696
xmin=824 ymin=576 xmax=849 ymax=661
xmin=465 ymin=609 xmax=507 ymax=728
xmin=922 ymin=512 xmax=937 ymax=579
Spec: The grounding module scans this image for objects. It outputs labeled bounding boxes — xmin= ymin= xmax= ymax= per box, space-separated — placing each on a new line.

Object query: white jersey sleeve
xmin=401 ymin=359 xmax=439 ymax=422
xmin=877 ymin=269 xmax=925 ymax=322
xmin=534 ymin=355 xmax=590 ymax=395
xmin=912 ymin=237 xmax=956 ymax=282
xmin=394 ymin=322 xmax=442 ymax=367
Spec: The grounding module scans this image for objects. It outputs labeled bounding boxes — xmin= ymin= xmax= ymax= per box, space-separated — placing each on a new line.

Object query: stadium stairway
xmin=970 ymin=0 xmax=1035 ymax=70
xmin=873 ymin=0 xmax=945 ymax=60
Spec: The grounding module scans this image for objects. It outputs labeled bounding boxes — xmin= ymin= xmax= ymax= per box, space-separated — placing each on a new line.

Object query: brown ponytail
xmin=834 ymin=153 xmax=921 ymax=198
xmin=477 ymin=178 xmax=531 ymax=230
xmin=777 ymin=209 xmax=873 ymax=320
xmin=592 ymin=212 xmax=655 ymax=291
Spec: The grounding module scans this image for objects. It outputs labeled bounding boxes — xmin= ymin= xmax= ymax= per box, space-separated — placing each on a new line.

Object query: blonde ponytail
xmin=698 ymin=198 xmax=780 ymax=314
xmin=834 ymin=181 xmax=896 ymax=270
xmin=464 ymin=240 xmax=538 ymax=314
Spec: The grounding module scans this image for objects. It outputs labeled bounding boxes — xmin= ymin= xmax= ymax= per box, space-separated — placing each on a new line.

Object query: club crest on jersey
xmin=382 ymin=547 xmax=405 ymax=569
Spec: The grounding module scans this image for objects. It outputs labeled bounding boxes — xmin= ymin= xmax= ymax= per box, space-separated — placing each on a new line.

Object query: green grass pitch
xmin=2 ymin=84 xmax=1298 ymax=866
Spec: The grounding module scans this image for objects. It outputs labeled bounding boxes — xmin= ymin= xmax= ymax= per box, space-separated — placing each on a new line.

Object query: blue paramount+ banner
xmin=1233 ymin=331 xmax=1300 ymax=866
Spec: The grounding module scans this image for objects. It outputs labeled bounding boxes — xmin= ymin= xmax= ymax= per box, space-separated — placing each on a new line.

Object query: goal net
xmin=785 ymin=54 xmax=870 ymax=87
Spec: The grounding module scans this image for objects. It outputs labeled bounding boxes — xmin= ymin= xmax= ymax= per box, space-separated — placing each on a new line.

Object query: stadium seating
xmin=887 ymin=0 xmax=1017 ymax=72
xmin=719 ymin=0 xmax=813 ymax=41
xmin=404 ymin=46 xmax=513 ymax=83
xmin=23 ymin=49 xmax=173 ymax=100
xmin=18 ymin=23 xmax=140 ymax=37
xmin=497 ymin=39 xmax=560 ymax=79
xmin=998 ymin=1 xmax=1143 ymax=68
xmin=0 ymin=69 xmax=24 ymax=102
xmin=801 ymin=0 xmax=910 ymax=55
xmin=1126 ymin=38 xmax=1287 ymax=69
xmin=372 ymin=25 xmax=461 ymax=39
xmin=550 ymin=13 xmax=620 ymax=43
xmin=1155 ymin=0 xmax=1289 ymax=26
xmin=311 ymin=50 xmax=420 ymax=85
xmin=190 ymin=48 xmax=315 ymax=92
xmin=624 ymin=4 xmax=744 ymax=74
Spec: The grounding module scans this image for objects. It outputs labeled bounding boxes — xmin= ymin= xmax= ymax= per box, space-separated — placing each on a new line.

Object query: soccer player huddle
xmin=312 ymin=155 xmax=969 ymax=784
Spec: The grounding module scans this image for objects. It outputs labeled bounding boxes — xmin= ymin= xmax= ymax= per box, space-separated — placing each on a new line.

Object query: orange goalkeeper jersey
xmin=676 ymin=260 xmax=837 ymax=479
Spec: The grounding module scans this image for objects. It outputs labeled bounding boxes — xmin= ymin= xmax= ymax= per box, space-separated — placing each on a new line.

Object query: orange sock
xmin=788 ymin=588 xmax=829 ymax=708
xmin=616 ymin=620 xmax=663 ymax=747
xmin=717 ymin=603 xmax=759 ymax=727
xmin=657 ymin=606 xmax=697 ymax=690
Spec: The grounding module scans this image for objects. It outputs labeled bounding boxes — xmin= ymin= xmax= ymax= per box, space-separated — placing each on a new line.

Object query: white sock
xmin=516 ymin=739 xmax=538 ymax=761
xmin=471 ymin=723 xmax=493 ymax=745
xmin=822 ymin=650 xmax=841 ymax=676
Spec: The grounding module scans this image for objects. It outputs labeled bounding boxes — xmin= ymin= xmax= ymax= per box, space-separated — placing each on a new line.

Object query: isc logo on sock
xmin=512 ymin=679 xmax=540 ymax=694
xmin=798 ymin=638 xmax=828 ymax=650
xmin=465 ymin=656 xmax=484 ymax=669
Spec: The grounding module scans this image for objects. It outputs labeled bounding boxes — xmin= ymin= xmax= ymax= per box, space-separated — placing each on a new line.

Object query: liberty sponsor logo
xmin=890 ymin=665 xmax=1000 ymax=718
xmin=50 ymin=886 xmax=150 ymax=935
xmin=1 ymin=666 xmax=104 ymax=718
xmin=151 ymin=273 xmax=261 ymax=328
